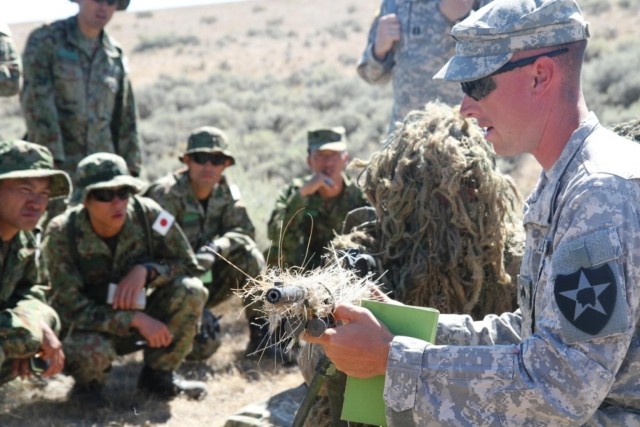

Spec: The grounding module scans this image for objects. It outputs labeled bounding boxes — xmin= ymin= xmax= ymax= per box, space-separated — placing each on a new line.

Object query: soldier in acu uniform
xmin=0 ymin=140 xmax=70 ymax=384
xmin=20 ymin=0 xmax=141 ymax=178
xmin=306 ymin=0 xmax=640 ymax=425
xmin=43 ymin=153 xmax=208 ymax=400
xmin=0 ymin=22 xmax=21 ymax=97
xmin=357 ymin=0 xmax=491 ymax=131
xmin=146 ymin=127 xmax=264 ymax=360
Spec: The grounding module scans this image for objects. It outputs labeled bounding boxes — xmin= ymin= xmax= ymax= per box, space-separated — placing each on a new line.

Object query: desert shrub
xmin=201 ymin=16 xmax=217 ymax=25
xmin=133 ymin=34 xmax=201 ymax=53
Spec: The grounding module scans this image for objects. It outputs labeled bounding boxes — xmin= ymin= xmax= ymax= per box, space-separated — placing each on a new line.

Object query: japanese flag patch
xmin=152 ymin=210 xmax=175 ymax=236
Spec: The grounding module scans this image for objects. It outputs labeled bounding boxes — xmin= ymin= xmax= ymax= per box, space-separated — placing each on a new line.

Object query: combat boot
xmin=137 ymin=366 xmax=207 ymax=400
xmin=245 ymin=316 xmax=297 ymax=365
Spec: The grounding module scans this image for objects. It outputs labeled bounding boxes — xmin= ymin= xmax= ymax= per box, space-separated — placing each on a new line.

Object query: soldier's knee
xmin=174 ymin=276 xmax=208 ymax=305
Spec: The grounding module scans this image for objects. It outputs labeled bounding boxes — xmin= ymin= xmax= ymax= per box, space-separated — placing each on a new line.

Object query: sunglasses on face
xmin=92 ymin=0 xmax=119 ymax=6
xmin=191 ymin=153 xmax=228 ymax=166
xmin=90 ymin=187 xmax=132 ymax=203
xmin=461 ymin=48 xmax=569 ymax=101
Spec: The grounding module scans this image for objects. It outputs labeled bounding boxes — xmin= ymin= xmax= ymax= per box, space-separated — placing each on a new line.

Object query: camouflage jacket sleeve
xmin=20 ymin=25 xmax=65 ymax=161
xmin=210 ymin=179 xmax=256 ymax=257
xmin=356 ymin=0 xmax=396 ymax=85
xmin=383 ymin=129 xmax=640 ymax=425
xmin=113 ymin=56 xmax=141 ymax=176
xmin=141 ymin=197 xmax=203 ymax=285
xmin=0 ymin=232 xmax=60 ymax=358
xmin=0 ymin=24 xmax=21 ymax=97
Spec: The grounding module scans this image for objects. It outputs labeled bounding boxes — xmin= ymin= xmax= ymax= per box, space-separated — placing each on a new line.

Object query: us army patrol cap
xmin=307 ymin=127 xmax=347 ymax=152
xmin=69 ymin=0 xmax=130 ymax=11
xmin=70 ymin=152 xmax=145 ymax=204
xmin=180 ymin=126 xmax=235 ymax=165
xmin=0 ymin=140 xmax=71 ymax=199
xmin=433 ymin=0 xmax=590 ymax=82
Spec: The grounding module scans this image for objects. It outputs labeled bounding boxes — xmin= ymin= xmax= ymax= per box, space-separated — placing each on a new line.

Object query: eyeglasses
xmin=90 ymin=187 xmax=132 ymax=203
xmin=191 ymin=153 xmax=228 ymax=166
xmin=461 ymin=48 xmax=569 ymax=101
xmin=92 ymin=0 xmax=118 ymax=6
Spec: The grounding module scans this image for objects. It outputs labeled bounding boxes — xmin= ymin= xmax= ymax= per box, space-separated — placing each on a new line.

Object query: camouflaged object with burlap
xmin=336 ymin=102 xmax=523 ymax=318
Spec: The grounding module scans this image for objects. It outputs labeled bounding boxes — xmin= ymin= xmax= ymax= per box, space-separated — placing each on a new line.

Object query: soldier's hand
xmin=374 ymin=14 xmax=401 ymax=60
xmin=302 ymin=303 xmax=394 ymax=379
xmin=131 ymin=312 xmax=173 ymax=348
xmin=299 ymin=172 xmax=335 ymax=197
xmin=439 ymin=0 xmax=475 ymax=22
xmin=114 ymin=265 xmax=147 ymax=310
xmin=39 ymin=322 xmax=64 ymax=377
xmin=11 ymin=358 xmax=31 ymax=379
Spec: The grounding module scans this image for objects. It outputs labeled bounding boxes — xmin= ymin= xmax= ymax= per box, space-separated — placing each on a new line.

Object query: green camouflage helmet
xmin=180 ymin=126 xmax=235 ymax=165
xmin=70 ymin=152 xmax=145 ymax=204
xmin=434 ymin=0 xmax=590 ymax=82
xmin=0 ymin=140 xmax=71 ymax=199
xmin=307 ymin=126 xmax=347 ymax=152
xmin=69 ymin=0 xmax=130 ymax=11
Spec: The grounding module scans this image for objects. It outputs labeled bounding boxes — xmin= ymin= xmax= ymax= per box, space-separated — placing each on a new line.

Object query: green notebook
xmin=341 ymin=300 xmax=439 ymax=426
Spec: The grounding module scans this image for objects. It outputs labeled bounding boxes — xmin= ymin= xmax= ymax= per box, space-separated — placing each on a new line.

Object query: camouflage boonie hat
xmin=307 ymin=126 xmax=347 ymax=152
xmin=0 ymin=140 xmax=71 ymax=199
xmin=180 ymin=126 xmax=235 ymax=165
xmin=70 ymin=152 xmax=145 ymax=204
xmin=69 ymin=0 xmax=130 ymax=11
xmin=434 ymin=0 xmax=590 ymax=82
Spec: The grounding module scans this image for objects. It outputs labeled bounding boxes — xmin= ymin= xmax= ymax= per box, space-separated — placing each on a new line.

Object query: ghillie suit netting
xmin=334 ymin=102 xmax=524 ymax=319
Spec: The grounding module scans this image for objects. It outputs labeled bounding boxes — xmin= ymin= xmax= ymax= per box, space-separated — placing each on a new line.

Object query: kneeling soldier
xmin=43 ymin=153 xmax=208 ymax=399
xmin=0 ymin=140 xmax=69 ymax=384
xmin=146 ymin=127 xmax=265 ymax=360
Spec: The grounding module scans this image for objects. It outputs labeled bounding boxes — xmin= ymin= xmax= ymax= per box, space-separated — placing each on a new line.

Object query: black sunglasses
xmin=92 ymin=0 xmax=118 ymax=5
xmin=461 ymin=48 xmax=569 ymax=101
xmin=191 ymin=152 xmax=228 ymax=166
xmin=91 ymin=187 xmax=132 ymax=203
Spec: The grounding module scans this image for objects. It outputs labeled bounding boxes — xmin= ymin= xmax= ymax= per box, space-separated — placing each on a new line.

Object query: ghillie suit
xmin=610 ymin=119 xmax=640 ymax=144
xmin=296 ymin=102 xmax=525 ymax=427
xmin=336 ymin=101 xmax=523 ymax=317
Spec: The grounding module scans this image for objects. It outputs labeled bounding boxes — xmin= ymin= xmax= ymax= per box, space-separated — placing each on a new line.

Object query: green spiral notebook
xmin=341 ymin=300 xmax=439 ymax=426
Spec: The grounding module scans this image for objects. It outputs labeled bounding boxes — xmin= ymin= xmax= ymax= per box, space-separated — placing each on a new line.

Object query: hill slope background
xmin=0 ymin=0 xmax=638 ymax=425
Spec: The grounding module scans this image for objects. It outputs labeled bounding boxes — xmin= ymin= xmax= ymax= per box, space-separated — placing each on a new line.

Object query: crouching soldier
xmin=42 ymin=153 xmax=208 ymax=399
xmin=146 ymin=127 xmax=265 ymax=360
xmin=0 ymin=140 xmax=69 ymax=384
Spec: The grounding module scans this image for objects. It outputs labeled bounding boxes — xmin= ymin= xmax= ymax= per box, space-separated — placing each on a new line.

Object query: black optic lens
xmin=192 ymin=153 xmax=226 ymax=166
xmin=94 ymin=0 xmax=119 ymax=5
xmin=461 ymin=76 xmax=497 ymax=101
xmin=92 ymin=187 xmax=131 ymax=202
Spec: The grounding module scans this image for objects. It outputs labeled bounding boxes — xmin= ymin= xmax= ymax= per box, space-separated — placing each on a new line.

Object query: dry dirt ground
xmin=0 ymin=0 xmax=633 ymax=425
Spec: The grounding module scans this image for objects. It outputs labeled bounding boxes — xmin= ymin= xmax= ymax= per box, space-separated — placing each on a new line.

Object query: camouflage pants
xmin=297 ymin=343 xmax=370 ymax=427
xmin=205 ymin=239 xmax=265 ymax=320
xmin=63 ymin=276 xmax=206 ymax=386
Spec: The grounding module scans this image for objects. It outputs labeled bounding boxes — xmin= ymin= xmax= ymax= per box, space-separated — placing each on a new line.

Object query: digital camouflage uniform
xmin=0 ymin=140 xmax=70 ymax=385
xmin=0 ymin=23 xmax=20 ymax=97
xmin=382 ymin=1 xmax=640 ymax=425
xmin=267 ymin=174 xmax=369 ymax=271
xmin=42 ymin=154 xmax=206 ymax=387
xmin=20 ymin=15 xmax=141 ymax=177
xmin=357 ymin=0 xmax=491 ymax=130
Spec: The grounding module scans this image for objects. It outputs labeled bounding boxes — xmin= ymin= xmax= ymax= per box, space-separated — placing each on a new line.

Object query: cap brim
xmin=0 ymin=170 xmax=71 ymax=199
xmin=433 ymin=52 xmax=512 ymax=82
xmin=70 ymin=175 xmax=146 ymax=205
xmin=311 ymin=142 xmax=347 ymax=152
xmin=179 ymin=150 xmax=236 ymax=166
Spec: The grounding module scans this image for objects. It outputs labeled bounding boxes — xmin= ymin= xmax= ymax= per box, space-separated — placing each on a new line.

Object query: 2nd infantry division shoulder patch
xmin=554 ymin=263 xmax=618 ymax=338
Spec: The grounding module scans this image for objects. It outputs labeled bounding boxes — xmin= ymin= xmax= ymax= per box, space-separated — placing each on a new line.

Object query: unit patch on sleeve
xmin=554 ymin=263 xmax=616 ymax=336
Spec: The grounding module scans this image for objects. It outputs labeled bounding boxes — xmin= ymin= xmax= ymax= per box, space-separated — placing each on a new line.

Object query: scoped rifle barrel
xmin=266 ymin=286 xmax=306 ymax=305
